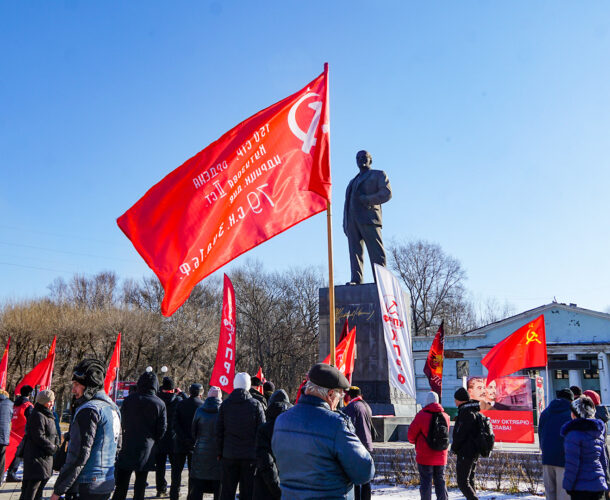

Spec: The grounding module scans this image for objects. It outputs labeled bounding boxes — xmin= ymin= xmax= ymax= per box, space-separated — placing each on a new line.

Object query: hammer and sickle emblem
xmin=288 ymin=91 xmax=329 ymax=154
xmin=526 ymin=327 xmax=541 ymax=345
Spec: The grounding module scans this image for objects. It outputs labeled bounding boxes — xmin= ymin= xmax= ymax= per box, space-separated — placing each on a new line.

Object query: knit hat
xmin=73 ymin=359 xmax=106 ymax=390
xmin=189 ymin=383 xmax=203 ymax=397
xmin=583 ymin=390 xmax=601 ymax=406
xmin=454 ymin=387 xmax=469 ymax=402
xmin=425 ymin=391 xmax=439 ymax=407
xmin=556 ymin=388 xmax=574 ymax=401
xmin=161 ymin=376 xmax=175 ymax=391
xmin=572 ymin=395 xmax=596 ymax=419
xmin=234 ymin=372 xmax=251 ymax=391
xmin=251 ymin=376 xmax=262 ymax=387
xmin=137 ymin=367 xmax=159 ymax=393
xmin=263 ymin=381 xmax=275 ymax=393
xmin=208 ymin=386 xmax=222 ymax=399
xmin=36 ymin=389 xmax=55 ymax=405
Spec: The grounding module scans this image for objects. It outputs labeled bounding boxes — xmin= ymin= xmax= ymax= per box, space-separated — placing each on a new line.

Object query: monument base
xmin=372 ymin=416 xmax=413 ymax=442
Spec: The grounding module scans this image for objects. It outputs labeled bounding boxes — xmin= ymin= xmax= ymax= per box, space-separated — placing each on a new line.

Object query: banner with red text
xmin=374 ymin=264 xmax=416 ymax=398
xmin=210 ymin=275 xmax=237 ymax=394
xmin=467 ymin=375 xmax=534 ymax=443
xmin=118 ymin=67 xmax=331 ymax=316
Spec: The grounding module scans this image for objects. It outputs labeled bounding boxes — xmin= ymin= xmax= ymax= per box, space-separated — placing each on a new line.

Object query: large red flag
xmin=482 ymin=315 xmax=547 ymax=386
xmin=210 ymin=275 xmax=237 ymax=394
xmin=323 ymin=326 xmax=356 ymax=382
xmin=423 ymin=322 xmax=445 ymax=398
xmin=104 ymin=332 xmax=121 ymax=398
xmin=0 ymin=337 xmax=10 ymax=390
xmin=118 ymin=66 xmax=331 ymax=317
xmin=15 ymin=336 xmax=56 ymax=394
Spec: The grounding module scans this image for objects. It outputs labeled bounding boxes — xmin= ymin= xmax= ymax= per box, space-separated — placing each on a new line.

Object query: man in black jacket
xmin=113 ymin=368 xmax=167 ymax=500
xmin=156 ymin=376 xmax=180 ymax=496
xmin=451 ymin=387 xmax=481 ymax=500
xmin=217 ymin=372 xmax=265 ymax=500
xmin=249 ymin=377 xmax=267 ymax=410
xmin=170 ymin=383 xmax=203 ymax=500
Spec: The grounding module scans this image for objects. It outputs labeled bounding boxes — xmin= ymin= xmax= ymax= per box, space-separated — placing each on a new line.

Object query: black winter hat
xmin=308 ymin=363 xmax=350 ymax=390
xmin=137 ymin=368 xmax=159 ymax=393
xmin=556 ymin=388 xmax=574 ymax=401
xmin=251 ymin=376 xmax=262 ymax=387
xmin=263 ymin=381 xmax=275 ymax=393
xmin=20 ymin=385 xmax=34 ymax=397
xmin=72 ymin=359 xmax=106 ymax=390
xmin=189 ymin=383 xmax=203 ymax=396
xmin=454 ymin=387 xmax=470 ymax=402
xmin=161 ymin=376 xmax=175 ymax=391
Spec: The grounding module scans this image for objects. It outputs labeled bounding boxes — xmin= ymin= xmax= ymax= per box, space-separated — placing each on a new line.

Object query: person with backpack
xmin=451 ymin=387 xmax=487 ymax=500
xmin=408 ymin=391 xmax=450 ymax=500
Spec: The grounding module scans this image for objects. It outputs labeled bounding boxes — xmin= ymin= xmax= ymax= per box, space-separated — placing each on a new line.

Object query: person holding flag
xmin=5 ymin=385 xmax=34 ymax=482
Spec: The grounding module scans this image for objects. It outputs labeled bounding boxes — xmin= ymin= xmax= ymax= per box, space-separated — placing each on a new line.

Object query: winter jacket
xmin=22 ymin=403 xmax=60 ymax=480
xmin=190 ymin=396 xmax=221 ymax=481
xmin=249 ymin=388 xmax=267 ymax=410
xmin=0 ymin=393 xmax=13 ymax=445
xmin=408 ymin=403 xmax=450 ymax=466
xmin=174 ymin=395 xmax=203 ymax=454
xmin=116 ymin=373 xmax=167 ymax=471
xmin=53 ymin=391 xmax=121 ymax=496
xmin=450 ymin=399 xmax=480 ymax=458
xmin=561 ymin=418 xmax=608 ymax=493
xmin=272 ymin=393 xmax=375 ymax=500
xmin=253 ymin=390 xmax=292 ymax=500
xmin=157 ymin=390 xmax=180 ymax=453
xmin=343 ymin=397 xmax=374 ymax=452
xmin=12 ymin=395 xmax=33 ymax=439
xmin=217 ymin=388 xmax=265 ymax=460
xmin=538 ymin=398 xmax=573 ymax=467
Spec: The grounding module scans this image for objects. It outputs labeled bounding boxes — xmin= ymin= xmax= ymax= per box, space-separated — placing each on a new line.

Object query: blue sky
xmin=1 ymin=2 xmax=609 ymax=314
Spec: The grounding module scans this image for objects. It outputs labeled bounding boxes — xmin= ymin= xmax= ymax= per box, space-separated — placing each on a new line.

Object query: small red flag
xmin=118 ymin=66 xmax=331 ymax=316
xmin=254 ymin=367 xmax=266 ymax=394
xmin=423 ymin=322 xmax=444 ymax=398
xmin=15 ymin=336 xmax=56 ymax=394
xmin=323 ymin=326 xmax=356 ymax=382
xmin=210 ymin=275 xmax=237 ymax=394
xmin=482 ymin=314 xmax=547 ymax=386
xmin=0 ymin=337 xmax=10 ymax=391
xmin=104 ymin=332 xmax=121 ymax=398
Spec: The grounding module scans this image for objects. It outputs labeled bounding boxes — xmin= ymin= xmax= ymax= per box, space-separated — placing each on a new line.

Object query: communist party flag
xmin=0 ymin=337 xmax=10 ymax=390
xmin=210 ymin=275 xmax=237 ymax=394
xmin=15 ymin=336 xmax=56 ymax=394
xmin=482 ymin=314 xmax=547 ymax=386
xmin=423 ymin=322 xmax=444 ymax=398
xmin=118 ymin=66 xmax=331 ymax=317
xmin=323 ymin=326 xmax=356 ymax=382
xmin=104 ymin=332 xmax=121 ymax=398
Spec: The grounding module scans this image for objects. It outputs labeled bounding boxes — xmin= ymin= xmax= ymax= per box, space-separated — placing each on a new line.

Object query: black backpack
xmin=474 ymin=412 xmax=495 ymax=457
xmin=424 ymin=410 xmax=450 ymax=451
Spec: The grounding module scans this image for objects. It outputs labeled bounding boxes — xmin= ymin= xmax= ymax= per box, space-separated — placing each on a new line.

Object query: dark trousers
xmin=354 ymin=482 xmax=371 ymax=500
xmin=19 ymin=478 xmax=48 ymax=500
xmin=112 ymin=468 xmax=148 ymax=500
xmin=220 ymin=458 xmax=255 ymax=500
xmin=346 ymin=220 xmax=385 ymax=284
xmin=0 ymin=444 xmax=6 ymax=482
xmin=170 ymin=452 xmax=192 ymax=500
xmin=456 ymin=454 xmax=478 ymax=500
xmin=156 ymin=449 xmax=175 ymax=492
xmin=417 ymin=464 xmax=448 ymax=500
xmin=570 ymin=493 xmax=605 ymax=500
xmin=188 ymin=478 xmax=220 ymax=500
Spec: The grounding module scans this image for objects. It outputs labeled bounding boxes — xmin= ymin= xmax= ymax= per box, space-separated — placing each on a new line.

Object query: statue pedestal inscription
xmin=319 ymin=283 xmax=416 ymax=432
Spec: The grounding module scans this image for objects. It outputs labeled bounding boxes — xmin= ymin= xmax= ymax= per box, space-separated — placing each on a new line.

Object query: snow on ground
xmin=371 ymin=483 xmax=544 ymax=499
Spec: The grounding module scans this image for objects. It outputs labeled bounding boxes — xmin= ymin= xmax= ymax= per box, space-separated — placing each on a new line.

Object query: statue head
xmin=356 ymin=150 xmax=372 ymax=172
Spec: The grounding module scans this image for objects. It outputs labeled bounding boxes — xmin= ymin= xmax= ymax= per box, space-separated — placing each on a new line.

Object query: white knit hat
xmin=424 ymin=391 xmax=439 ymax=407
xmin=208 ymin=386 xmax=222 ymax=399
xmin=233 ymin=372 xmax=251 ymax=391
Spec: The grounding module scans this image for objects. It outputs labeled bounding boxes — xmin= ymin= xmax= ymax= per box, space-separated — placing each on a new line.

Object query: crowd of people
xmin=0 ymin=358 xmax=608 ymax=500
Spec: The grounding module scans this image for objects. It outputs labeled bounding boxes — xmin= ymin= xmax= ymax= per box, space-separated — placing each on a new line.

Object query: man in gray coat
xmin=343 ymin=150 xmax=392 ymax=285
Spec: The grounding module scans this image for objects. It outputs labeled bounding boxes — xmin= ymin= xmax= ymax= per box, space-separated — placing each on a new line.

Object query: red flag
xmin=423 ymin=322 xmax=445 ymax=398
xmin=0 ymin=337 xmax=10 ymax=391
xmin=338 ymin=318 xmax=349 ymax=344
xmin=15 ymin=336 xmax=56 ymax=394
xmin=323 ymin=326 xmax=356 ymax=382
xmin=210 ymin=275 xmax=237 ymax=394
xmin=104 ymin=332 xmax=121 ymax=398
xmin=254 ymin=367 xmax=266 ymax=394
xmin=482 ymin=315 xmax=547 ymax=386
xmin=118 ymin=66 xmax=331 ymax=317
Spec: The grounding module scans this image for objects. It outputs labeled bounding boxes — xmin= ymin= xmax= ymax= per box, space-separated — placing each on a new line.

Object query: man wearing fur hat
xmin=272 ymin=364 xmax=374 ymax=499
xmin=217 ymin=372 xmax=265 ymax=500
xmin=51 ymin=359 xmax=121 ymax=500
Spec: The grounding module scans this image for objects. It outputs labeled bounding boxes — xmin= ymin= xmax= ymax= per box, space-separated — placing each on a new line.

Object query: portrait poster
xmin=466 ymin=375 xmax=535 ymax=443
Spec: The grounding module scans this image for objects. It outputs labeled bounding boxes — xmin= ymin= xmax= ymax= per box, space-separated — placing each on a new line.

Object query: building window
xmin=555 ymin=369 xmax=569 ymax=379
xmin=456 ymin=360 xmax=469 ymax=379
xmin=583 ymin=357 xmax=599 ymax=379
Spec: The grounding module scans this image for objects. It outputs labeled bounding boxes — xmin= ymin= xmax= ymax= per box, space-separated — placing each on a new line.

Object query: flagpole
xmin=327 ymin=199 xmax=336 ymax=366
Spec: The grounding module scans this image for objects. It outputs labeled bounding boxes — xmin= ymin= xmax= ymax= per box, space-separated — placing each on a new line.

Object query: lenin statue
xmin=343 ymin=150 xmax=392 ymax=285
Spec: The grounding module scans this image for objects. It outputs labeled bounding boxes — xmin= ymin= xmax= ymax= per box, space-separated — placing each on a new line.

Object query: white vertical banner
xmin=374 ymin=264 xmax=416 ymax=398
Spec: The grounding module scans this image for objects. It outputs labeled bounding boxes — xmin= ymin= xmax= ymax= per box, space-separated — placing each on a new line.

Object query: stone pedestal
xmin=319 ymin=283 xmax=416 ymax=420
